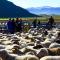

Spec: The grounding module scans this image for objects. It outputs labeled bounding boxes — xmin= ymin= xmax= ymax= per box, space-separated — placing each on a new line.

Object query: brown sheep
xmin=48 ymin=48 xmax=60 ymax=55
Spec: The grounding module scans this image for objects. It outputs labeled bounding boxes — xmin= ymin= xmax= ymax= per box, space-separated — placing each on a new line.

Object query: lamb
xmin=40 ymin=56 xmax=60 ymax=60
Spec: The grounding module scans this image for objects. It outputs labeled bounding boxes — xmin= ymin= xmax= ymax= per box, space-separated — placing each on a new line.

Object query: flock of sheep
xmin=0 ymin=27 xmax=60 ymax=60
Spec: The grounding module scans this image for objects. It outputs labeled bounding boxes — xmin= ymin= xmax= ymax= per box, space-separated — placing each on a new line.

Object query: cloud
xmin=8 ymin=0 xmax=60 ymax=8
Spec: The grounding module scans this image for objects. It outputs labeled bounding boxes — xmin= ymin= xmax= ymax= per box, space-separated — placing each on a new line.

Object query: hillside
xmin=0 ymin=0 xmax=37 ymax=18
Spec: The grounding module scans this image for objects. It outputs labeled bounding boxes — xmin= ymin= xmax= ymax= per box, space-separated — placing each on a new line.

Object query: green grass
xmin=0 ymin=15 xmax=60 ymax=22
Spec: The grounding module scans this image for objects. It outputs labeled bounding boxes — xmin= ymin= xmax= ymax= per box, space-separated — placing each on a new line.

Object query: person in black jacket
xmin=15 ymin=18 xmax=20 ymax=32
xmin=19 ymin=19 xmax=23 ymax=32
xmin=11 ymin=18 xmax=15 ymax=33
xmin=15 ymin=18 xmax=23 ymax=32
xmin=38 ymin=20 xmax=41 ymax=28
xmin=32 ymin=19 xmax=37 ymax=28
xmin=48 ymin=16 xmax=55 ymax=29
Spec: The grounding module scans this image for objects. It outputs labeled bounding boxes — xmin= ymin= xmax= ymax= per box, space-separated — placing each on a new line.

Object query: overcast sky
xmin=8 ymin=0 xmax=60 ymax=8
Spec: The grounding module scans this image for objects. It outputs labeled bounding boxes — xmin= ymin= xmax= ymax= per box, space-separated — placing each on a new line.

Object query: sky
xmin=8 ymin=0 xmax=60 ymax=8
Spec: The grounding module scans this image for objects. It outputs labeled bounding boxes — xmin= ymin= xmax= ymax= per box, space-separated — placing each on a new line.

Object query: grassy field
xmin=0 ymin=15 xmax=60 ymax=22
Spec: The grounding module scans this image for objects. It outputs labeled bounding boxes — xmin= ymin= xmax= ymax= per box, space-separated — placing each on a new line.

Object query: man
xmin=47 ymin=16 xmax=54 ymax=29
xmin=15 ymin=18 xmax=23 ymax=32
xmin=38 ymin=20 xmax=41 ymax=28
xmin=32 ymin=19 xmax=37 ymax=28
xmin=15 ymin=18 xmax=20 ymax=32
xmin=19 ymin=19 xmax=23 ymax=32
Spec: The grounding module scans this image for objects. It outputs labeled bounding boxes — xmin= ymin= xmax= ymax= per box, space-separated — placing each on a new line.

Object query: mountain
xmin=27 ymin=6 xmax=60 ymax=15
xmin=0 ymin=0 xmax=37 ymax=18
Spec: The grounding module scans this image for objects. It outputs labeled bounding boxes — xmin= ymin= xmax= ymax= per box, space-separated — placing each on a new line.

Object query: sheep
xmin=12 ymin=47 xmax=24 ymax=55
xmin=16 ymin=55 xmax=39 ymax=60
xmin=12 ymin=41 xmax=20 ymax=45
xmin=28 ymin=28 xmax=36 ymax=34
xmin=0 ymin=57 xmax=2 ymax=60
xmin=0 ymin=50 xmax=15 ymax=60
xmin=33 ymin=44 xmax=43 ymax=49
xmin=25 ymin=51 xmax=36 ymax=55
xmin=48 ymin=48 xmax=60 ymax=55
xmin=0 ymin=45 xmax=5 ymax=49
xmin=1 ymin=40 xmax=12 ymax=45
xmin=55 ymin=38 xmax=60 ymax=44
xmin=49 ymin=43 xmax=60 ymax=48
xmin=0 ymin=50 xmax=39 ymax=60
xmin=34 ymin=39 xmax=43 ymax=46
xmin=40 ymin=41 xmax=51 ymax=48
xmin=57 ymin=32 xmax=60 ymax=37
xmin=36 ymin=48 xmax=49 ymax=58
xmin=27 ymin=42 xmax=34 ymax=46
xmin=20 ymin=47 xmax=36 ymax=55
xmin=40 ymin=56 xmax=60 ymax=60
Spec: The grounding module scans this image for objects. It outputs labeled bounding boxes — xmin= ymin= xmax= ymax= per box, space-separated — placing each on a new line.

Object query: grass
xmin=0 ymin=15 xmax=60 ymax=22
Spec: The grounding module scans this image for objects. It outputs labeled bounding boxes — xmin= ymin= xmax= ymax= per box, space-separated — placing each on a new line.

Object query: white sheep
xmin=49 ymin=43 xmax=60 ymax=48
xmin=40 ymin=41 xmax=51 ymax=48
xmin=40 ymin=56 xmax=60 ymax=60
xmin=16 ymin=55 xmax=39 ymax=60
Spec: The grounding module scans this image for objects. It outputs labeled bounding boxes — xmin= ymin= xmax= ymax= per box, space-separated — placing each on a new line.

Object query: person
xmin=48 ymin=16 xmax=54 ymax=29
xmin=32 ymin=19 xmax=37 ymax=28
xmin=15 ymin=18 xmax=23 ymax=32
xmin=11 ymin=18 xmax=15 ymax=33
xmin=15 ymin=18 xmax=20 ymax=32
xmin=19 ymin=19 xmax=23 ymax=32
xmin=38 ymin=20 xmax=41 ymax=28
xmin=7 ymin=18 xmax=15 ymax=34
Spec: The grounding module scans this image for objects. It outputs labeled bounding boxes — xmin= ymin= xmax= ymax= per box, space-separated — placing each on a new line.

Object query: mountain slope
xmin=0 ymin=0 xmax=37 ymax=18
xmin=27 ymin=6 xmax=60 ymax=15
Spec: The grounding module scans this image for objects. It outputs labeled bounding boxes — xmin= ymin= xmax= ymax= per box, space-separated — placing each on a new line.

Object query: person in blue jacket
xmin=7 ymin=18 xmax=15 ymax=34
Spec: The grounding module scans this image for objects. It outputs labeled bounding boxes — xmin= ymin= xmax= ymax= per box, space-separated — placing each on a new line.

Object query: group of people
xmin=7 ymin=18 xmax=23 ymax=34
xmin=33 ymin=16 xmax=55 ymax=29
xmin=7 ymin=16 xmax=55 ymax=34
